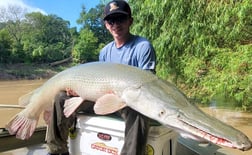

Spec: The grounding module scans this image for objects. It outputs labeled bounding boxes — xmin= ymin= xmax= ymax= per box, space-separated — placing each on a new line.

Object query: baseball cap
xmin=103 ymin=0 xmax=132 ymax=20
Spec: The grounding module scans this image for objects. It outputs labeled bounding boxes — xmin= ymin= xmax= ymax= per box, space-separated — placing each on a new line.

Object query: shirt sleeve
xmin=99 ymin=49 xmax=105 ymax=61
xmin=137 ymin=41 xmax=156 ymax=73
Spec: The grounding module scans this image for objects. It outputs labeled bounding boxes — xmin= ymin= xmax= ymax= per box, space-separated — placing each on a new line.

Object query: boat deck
xmin=0 ymin=135 xmax=235 ymax=155
xmin=0 ymin=116 xmax=236 ymax=155
xmin=0 ymin=126 xmax=47 ymax=155
xmin=0 ymin=144 xmax=47 ymax=155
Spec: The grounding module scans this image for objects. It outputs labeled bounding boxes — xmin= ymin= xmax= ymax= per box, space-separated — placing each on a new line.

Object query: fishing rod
xmin=0 ymin=104 xmax=25 ymax=109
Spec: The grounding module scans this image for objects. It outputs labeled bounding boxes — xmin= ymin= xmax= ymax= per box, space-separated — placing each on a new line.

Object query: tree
xmin=74 ymin=2 xmax=113 ymax=63
xmin=0 ymin=4 xmax=27 ymax=45
xmin=77 ymin=4 xmax=112 ymax=44
xmin=0 ymin=29 xmax=12 ymax=63
xmin=0 ymin=5 xmax=28 ymax=62
xmin=129 ymin=0 xmax=252 ymax=109
xmin=72 ymin=28 xmax=98 ymax=63
xmin=22 ymin=12 xmax=73 ymax=62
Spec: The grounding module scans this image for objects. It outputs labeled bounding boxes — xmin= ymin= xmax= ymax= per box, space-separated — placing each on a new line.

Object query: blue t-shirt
xmin=99 ymin=35 xmax=156 ymax=72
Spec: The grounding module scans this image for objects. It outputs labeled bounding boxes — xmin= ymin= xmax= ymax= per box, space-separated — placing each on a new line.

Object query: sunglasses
xmin=106 ymin=15 xmax=129 ymax=26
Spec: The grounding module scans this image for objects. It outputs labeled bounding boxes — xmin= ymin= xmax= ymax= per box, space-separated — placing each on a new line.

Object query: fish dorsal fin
xmin=18 ymin=87 xmax=41 ymax=106
xmin=18 ymin=91 xmax=34 ymax=106
xmin=63 ymin=97 xmax=84 ymax=118
xmin=94 ymin=94 xmax=127 ymax=115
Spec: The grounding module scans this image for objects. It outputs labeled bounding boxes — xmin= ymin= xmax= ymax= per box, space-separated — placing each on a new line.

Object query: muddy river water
xmin=0 ymin=80 xmax=251 ymax=155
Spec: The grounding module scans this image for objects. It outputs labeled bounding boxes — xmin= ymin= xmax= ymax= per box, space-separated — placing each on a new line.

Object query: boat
xmin=0 ymin=113 xmax=235 ymax=155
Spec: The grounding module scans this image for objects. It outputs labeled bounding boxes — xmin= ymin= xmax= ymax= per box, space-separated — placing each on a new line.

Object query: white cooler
xmin=69 ymin=115 xmax=178 ymax=155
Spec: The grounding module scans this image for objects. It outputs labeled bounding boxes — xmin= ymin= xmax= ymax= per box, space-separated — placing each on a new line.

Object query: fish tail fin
xmin=6 ymin=112 xmax=38 ymax=140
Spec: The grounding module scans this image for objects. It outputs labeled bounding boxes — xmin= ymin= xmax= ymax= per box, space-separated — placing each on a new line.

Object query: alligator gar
xmin=6 ymin=62 xmax=252 ymax=151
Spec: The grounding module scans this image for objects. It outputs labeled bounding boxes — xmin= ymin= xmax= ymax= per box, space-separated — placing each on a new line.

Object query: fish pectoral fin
xmin=63 ymin=97 xmax=84 ymax=118
xmin=94 ymin=94 xmax=127 ymax=115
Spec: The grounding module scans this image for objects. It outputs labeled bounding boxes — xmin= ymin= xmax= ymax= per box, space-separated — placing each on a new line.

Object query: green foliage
xmin=72 ymin=28 xmax=98 ymax=63
xmin=205 ymin=46 xmax=252 ymax=109
xmin=0 ymin=29 xmax=12 ymax=63
xmin=22 ymin=12 xmax=73 ymax=63
xmin=77 ymin=4 xmax=112 ymax=44
xmin=0 ymin=2 xmax=111 ymax=65
xmin=74 ymin=2 xmax=112 ymax=63
xmin=129 ymin=0 xmax=252 ymax=110
xmin=0 ymin=11 xmax=75 ymax=63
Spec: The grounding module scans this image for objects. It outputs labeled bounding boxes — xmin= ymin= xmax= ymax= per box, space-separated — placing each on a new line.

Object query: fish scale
xmin=5 ymin=62 xmax=252 ymax=151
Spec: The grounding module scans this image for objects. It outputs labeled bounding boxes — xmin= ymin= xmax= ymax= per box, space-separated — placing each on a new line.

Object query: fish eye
xmin=158 ymin=110 xmax=165 ymax=117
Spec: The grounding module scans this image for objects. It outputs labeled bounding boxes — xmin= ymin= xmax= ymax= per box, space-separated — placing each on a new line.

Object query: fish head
xmin=121 ymin=81 xmax=180 ymax=122
xmin=177 ymin=104 xmax=252 ymax=151
xmin=122 ymin=79 xmax=252 ymax=151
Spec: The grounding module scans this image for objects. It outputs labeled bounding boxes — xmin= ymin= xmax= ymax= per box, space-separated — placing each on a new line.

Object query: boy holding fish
xmin=46 ymin=1 xmax=156 ymax=155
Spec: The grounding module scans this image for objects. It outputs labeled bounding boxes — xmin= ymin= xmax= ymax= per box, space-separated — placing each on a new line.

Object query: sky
xmin=0 ymin=0 xmax=100 ymax=28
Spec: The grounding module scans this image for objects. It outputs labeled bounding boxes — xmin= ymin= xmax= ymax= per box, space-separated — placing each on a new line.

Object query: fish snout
xmin=236 ymin=133 xmax=252 ymax=151
xmin=240 ymin=142 xmax=252 ymax=151
xmin=241 ymin=140 xmax=252 ymax=151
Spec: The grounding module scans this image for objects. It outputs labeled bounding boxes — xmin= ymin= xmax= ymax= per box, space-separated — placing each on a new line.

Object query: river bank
xmin=0 ymin=63 xmax=71 ymax=80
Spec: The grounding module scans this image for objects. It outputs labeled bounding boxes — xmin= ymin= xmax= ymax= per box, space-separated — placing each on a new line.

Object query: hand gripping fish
xmin=6 ymin=62 xmax=252 ymax=151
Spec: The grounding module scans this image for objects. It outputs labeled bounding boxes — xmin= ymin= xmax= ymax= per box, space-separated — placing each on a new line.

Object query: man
xmin=46 ymin=1 xmax=156 ymax=155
